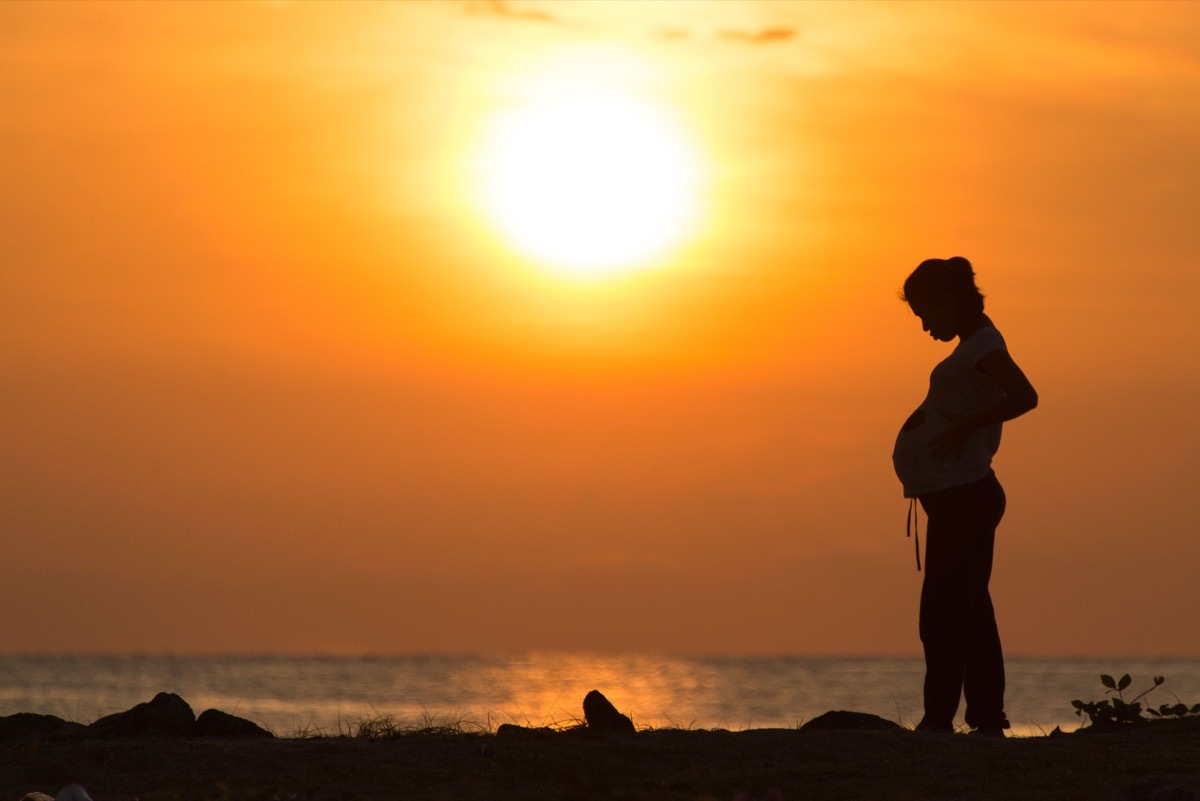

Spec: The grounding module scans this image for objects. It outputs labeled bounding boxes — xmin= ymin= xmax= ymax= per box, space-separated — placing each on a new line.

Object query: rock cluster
xmin=582 ymin=689 xmax=636 ymax=733
xmin=494 ymin=689 xmax=637 ymax=737
xmin=3 ymin=690 xmax=903 ymax=743
xmin=0 ymin=692 xmax=274 ymax=740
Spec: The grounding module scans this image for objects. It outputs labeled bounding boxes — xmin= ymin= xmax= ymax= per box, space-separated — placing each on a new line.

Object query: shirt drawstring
xmin=907 ymin=498 xmax=922 ymax=572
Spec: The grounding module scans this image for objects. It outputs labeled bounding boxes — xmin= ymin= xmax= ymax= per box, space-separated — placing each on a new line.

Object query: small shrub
xmin=1072 ymin=674 xmax=1200 ymax=728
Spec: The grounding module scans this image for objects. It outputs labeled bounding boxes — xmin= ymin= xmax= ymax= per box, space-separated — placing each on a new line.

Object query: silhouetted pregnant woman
xmin=892 ymin=257 xmax=1038 ymax=737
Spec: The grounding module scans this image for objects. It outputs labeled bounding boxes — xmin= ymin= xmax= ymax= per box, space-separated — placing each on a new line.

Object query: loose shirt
xmin=892 ymin=326 xmax=1009 ymax=498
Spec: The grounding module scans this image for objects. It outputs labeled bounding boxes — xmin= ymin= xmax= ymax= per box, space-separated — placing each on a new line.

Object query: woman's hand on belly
xmin=929 ymin=413 xmax=972 ymax=460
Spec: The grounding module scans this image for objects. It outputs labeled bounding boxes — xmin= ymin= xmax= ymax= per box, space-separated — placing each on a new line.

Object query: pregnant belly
xmin=900 ymin=408 xmax=925 ymax=432
xmin=892 ymin=408 xmax=951 ymax=487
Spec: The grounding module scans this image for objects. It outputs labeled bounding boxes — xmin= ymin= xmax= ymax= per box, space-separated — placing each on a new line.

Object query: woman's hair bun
xmin=901 ymin=256 xmax=985 ymax=313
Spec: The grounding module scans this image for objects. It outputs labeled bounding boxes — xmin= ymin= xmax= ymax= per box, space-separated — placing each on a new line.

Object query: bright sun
xmin=478 ymin=65 xmax=702 ymax=279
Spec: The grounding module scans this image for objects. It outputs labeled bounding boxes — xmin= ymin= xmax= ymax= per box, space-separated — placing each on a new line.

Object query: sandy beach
xmin=6 ymin=716 xmax=1200 ymax=801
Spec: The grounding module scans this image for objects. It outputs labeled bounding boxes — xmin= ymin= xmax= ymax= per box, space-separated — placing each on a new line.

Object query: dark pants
xmin=918 ymin=471 xmax=1008 ymax=730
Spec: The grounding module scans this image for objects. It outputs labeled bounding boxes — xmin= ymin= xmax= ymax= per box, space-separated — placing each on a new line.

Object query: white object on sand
xmin=55 ymin=787 xmax=94 ymax=801
xmin=21 ymin=787 xmax=93 ymax=801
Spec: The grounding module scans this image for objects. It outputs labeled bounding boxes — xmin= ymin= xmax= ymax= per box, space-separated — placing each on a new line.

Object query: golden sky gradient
xmin=3 ymin=0 xmax=1199 ymax=656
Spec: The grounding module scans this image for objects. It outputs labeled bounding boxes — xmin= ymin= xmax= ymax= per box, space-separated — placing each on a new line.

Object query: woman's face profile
xmin=908 ymin=292 xmax=958 ymax=342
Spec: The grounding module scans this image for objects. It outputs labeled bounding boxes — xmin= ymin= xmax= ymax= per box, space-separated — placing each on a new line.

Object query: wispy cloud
xmin=717 ymin=27 xmax=796 ymax=45
xmin=654 ymin=26 xmax=798 ymax=45
xmin=464 ymin=0 xmax=555 ymax=24
xmin=656 ymin=28 xmax=692 ymax=42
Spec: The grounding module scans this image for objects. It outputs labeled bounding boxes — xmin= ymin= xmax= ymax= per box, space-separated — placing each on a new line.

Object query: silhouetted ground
xmin=5 ymin=717 xmax=1200 ymax=801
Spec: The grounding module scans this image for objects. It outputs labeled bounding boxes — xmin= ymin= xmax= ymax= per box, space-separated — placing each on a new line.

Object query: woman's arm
xmin=930 ymin=350 xmax=1038 ymax=460
xmin=973 ymin=349 xmax=1039 ymax=420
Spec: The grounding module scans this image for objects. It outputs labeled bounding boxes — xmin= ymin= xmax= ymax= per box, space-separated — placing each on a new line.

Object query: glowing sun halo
xmin=478 ymin=89 xmax=702 ymax=279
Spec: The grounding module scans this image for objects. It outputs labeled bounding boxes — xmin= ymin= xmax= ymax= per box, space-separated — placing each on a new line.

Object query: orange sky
xmin=3 ymin=0 xmax=1199 ymax=657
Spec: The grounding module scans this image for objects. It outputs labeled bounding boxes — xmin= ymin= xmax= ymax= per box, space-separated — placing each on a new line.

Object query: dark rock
xmin=0 ymin=712 xmax=87 ymax=740
xmin=496 ymin=723 xmax=556 ymax=736
xmin=195 ymin=708 xmax=274 ymax=738
xmin=89 ymin=692 xmax=195 ymax=738
xmin=582 ymin=690 xmax=635 ymax=734
xmin=800 ymin=710 xmax=904 ymax=732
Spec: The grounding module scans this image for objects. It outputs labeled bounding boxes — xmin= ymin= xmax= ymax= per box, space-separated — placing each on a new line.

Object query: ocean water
xmin=3 ymin=653 xmax=1199 ymax=738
